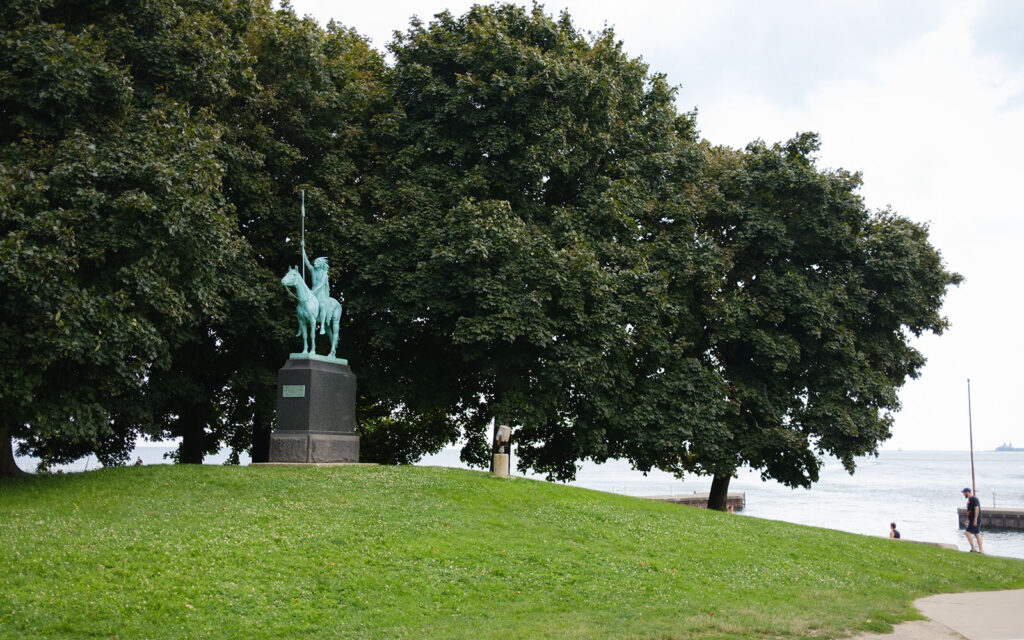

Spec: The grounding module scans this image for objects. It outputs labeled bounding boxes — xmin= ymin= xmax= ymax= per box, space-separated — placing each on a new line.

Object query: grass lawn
xmin=2 ymin=464 xmax=1023 ymax=639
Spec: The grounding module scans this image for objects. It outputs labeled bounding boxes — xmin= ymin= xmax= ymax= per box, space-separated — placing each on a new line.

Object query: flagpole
xmin=968 ymin=378 xmax=976 ymax=494
xmin=301 ymin=190 xmax=306 ymax=280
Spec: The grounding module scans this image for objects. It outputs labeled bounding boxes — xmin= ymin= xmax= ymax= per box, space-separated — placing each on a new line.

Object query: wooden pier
xmin=957 ymin=507 xmax=1024 ymax=530
xmin=646 ymin=492 xmax=745 ymax=512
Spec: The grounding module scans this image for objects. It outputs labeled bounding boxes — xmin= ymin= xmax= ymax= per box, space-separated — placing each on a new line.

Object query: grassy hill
xmin=2 ymin=464 xmax=1022 ymax=639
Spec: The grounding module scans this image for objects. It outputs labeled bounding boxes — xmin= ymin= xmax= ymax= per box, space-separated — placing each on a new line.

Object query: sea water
xmin=16 ymin=447 xmax=1024 ymax=559
xmin=418 ymin=448 xmax=1024 ymax=560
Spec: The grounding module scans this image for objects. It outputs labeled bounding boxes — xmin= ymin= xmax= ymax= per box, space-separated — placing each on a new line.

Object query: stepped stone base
xmin=269 ymin=431 xmax=360 ymax=463
xmin=270 ymin=357 xmax=359 ymax=464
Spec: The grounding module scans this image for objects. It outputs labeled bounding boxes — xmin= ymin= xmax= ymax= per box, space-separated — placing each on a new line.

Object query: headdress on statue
xmin=314 ymin=257 xmax=328 ymax=269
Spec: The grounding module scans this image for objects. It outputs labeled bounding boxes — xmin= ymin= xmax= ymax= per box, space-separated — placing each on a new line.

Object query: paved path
xmin=851 ymin=589 xmax=1024 ymax=640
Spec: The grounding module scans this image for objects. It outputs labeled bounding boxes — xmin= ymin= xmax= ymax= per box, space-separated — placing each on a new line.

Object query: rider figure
xmin=301 ymin=240 xmax=330 ymax=334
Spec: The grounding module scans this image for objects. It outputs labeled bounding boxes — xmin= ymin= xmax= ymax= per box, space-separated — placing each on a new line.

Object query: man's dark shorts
xmin=966 ymin=523 xmax=981 ymax=534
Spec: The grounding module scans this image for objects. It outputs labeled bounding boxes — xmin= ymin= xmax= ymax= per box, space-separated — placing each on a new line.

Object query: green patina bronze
xmin=281 ymin=192 xmax=344 ymax=359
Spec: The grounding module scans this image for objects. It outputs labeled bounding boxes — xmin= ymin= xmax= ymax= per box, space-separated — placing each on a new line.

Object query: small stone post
xmin=492 ymin=424 xmax=511 ymax=477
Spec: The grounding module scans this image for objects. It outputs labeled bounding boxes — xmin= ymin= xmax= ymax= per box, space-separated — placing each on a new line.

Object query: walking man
xmin=962 ymin=487 xmax=984 ymax=553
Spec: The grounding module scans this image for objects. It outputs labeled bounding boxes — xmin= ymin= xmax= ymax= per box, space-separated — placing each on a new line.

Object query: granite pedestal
xmin=270 ymin=355 xmax=359 ymax=463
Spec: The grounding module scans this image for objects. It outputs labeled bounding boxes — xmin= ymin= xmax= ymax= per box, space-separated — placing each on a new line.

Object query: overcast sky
xmin=286 ymin=0 xmax=1024 ymax=451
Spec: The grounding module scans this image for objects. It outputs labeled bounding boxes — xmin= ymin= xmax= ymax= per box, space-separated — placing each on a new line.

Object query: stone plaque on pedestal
xmin=269 ymin=355 xmax=359 ymax=463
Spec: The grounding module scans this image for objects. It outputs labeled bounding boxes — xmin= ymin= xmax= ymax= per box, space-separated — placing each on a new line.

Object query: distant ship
xmin=995 ymin=442 xmax=1024 ymax=452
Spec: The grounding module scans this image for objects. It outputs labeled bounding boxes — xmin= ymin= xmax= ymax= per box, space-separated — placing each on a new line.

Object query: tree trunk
xmin=250 ymin=407 xmax=271 ymax=463
xmin=0 ymin=421 xmax=25 ymax=477
xmin=489 ymin=382 xmax=509 ymax=474
xmin=707 ymin=473 xmax=731 ymax=511
xmin=489 ymin=419 xmax=497 ymax=473
xmin=177 ymin=403 xmax=207 ymax=464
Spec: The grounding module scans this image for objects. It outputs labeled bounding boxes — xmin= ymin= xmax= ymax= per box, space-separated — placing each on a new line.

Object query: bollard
xmin=492 ymin=424 xmax=511 ymax=477
xmin=492 ymin=453 xmax=510 ymax=478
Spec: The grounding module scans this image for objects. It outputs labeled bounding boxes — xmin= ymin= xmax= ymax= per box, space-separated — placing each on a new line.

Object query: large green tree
xmin=0 ymin=0 xmax=243 ymax=474
xmin=133 ymin=4 xmax=389 ymax=464
xmin=0 ymin=0 xmax=387 ymax=470
xmin=677 ymin=134 xmax=961 ymax=509
xmin=227 ymin=9 xmax=389 ymax=463
xmin=346 ymin=4 xmax=691 ymax=477
xmin=1 ymin=0 xmax=962 ymax=484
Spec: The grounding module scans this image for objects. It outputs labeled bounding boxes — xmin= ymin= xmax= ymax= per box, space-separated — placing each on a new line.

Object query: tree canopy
xmin=0 ymin=0 xmax=386 ymax=471
xmin=0 ymin=0 xmax=244 ymax=471
xmin=679 ymin=135 xmax=962 ymax=508
xmin=1 ymin=1 xmax=960 ymax=488
xmin=344 ymin=3 xmax=701 ymax=479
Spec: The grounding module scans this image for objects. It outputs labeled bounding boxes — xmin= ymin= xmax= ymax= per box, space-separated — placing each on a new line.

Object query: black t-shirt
xmin=967 ymin=495 xmax=981 ymax=521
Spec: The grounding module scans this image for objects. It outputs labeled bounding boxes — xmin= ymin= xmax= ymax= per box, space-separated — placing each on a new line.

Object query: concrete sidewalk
xmin=852 ymin=589 xmax=1024 ymax=640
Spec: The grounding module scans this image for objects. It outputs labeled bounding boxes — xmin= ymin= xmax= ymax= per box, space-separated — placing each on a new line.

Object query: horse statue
xmin=316 ymin=291 xmax=343 ymax=358
xmin=281 ymin=267 xmax=319 ymax=354
xmin=281 ymin=266 xmax=343 ymax=358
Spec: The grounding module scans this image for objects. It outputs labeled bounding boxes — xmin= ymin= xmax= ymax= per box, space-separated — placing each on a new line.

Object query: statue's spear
xmin=300 ymin=190 xmax=306 ymax=281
